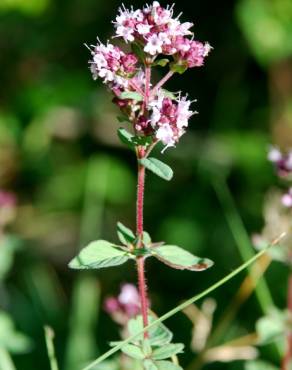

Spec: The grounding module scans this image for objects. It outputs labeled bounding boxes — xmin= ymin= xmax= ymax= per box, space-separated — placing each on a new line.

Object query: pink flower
xmin=121 ymin=53 xmax=138 ymax=74
xmin=268 ymin=146 xmax=292 ymax=177
xmin=104 ymin=283 xmax=144 ymax=325
xmin=179 ymin=41 xmax=212 ymax=68
xmin=144 ymin=34 xmax=163 ymax=55
xmin=282 ymin=188 xmax=292 ymax=208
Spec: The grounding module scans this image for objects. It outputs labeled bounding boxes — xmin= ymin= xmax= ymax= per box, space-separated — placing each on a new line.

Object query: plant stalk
xmin=136 ymin=146 xmax=149 ymax=337
xmin=151 ymin=70 xmax=174 ymax=96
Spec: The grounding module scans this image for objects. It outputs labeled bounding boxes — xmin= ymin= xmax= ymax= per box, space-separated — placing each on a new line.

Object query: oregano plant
xmin=69 ymin=2 xmax=214 ymax=368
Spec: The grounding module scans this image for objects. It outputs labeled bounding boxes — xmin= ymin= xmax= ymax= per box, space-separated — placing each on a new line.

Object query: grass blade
xmin=44 ymin=326 xmax=59 ymax=370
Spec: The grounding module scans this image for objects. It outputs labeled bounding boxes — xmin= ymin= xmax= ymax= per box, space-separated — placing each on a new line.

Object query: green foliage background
xmin=0 ymin=0 xmax=291 ymax=369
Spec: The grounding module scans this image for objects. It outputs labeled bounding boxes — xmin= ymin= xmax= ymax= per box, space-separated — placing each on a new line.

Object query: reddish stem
xmin=144 ymin=65 xmax=151 ymax=107
xmin=282 ymin=272 xmax=292 ymax=370
xmin=136 ymin=149 xmax=145 ymax=237
xmin=151 ymin=70 xmax=174 ymax=96
xmin=136 ymin=146 xmax=149 ymax=337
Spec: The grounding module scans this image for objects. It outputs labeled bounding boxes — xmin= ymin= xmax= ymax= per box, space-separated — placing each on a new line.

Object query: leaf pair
xmin=115 ymin=315 xmax=184 ymax=369
xmin=69 ymin=222 xmax=213 ymax=272
xmin=69 ymin=240 xmax=213 ymax=272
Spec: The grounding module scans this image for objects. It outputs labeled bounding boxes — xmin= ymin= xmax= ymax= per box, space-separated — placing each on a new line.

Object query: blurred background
xmin=0 ymin=0 xmax=292 ymax=369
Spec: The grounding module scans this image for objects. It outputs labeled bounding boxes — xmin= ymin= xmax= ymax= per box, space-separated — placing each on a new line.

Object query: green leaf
xmin=169 ymin=62 xmax=188 ymax=75
xmin=152 ymin=344 xmax=184 ymax=360
xmin=142 ymin=231 xmax=152 ymax=246
xmin=153 ymin=245 xmax=213 ymax=271
xmin=117 ymin=128 xmax=135 ymax=149
xmin=144 ymin=359 xmax=158 ymax=370
xmin=160 ymin=89 xmax=177 ymax=100
xmin=68 ymin=240 xmax=129 ymax=269
xmin=153 ymin=59 xmax=169 ymax=67
xmin=131 ymin=43 xmax=145 ymax=63
xmin=120 ymin=344 xmax=145 ymax=360
xmin=134 ymin=136 xmax=153 ymax=146
xmin=256 ymin=308 xmax=286 ymax=345
xmin=245 ymin=360 xmax=278 ymax=370
xmin=139 ymin=158 xmax=173 ymax=181
xmin=120 ymin=91 xmax=143 ymax=101
xmin=128 ymin=316 xmax=173 ymax=346
xmin=155 ymin=361 xmax=183 ymax=370
xmin=117 ymin=222 xmax=136 ymax=246
xmin=117 ymin=128 xmax=153 ymax=149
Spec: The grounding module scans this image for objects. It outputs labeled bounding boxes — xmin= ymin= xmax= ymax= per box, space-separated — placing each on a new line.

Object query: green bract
xmin=120 ymin=91 xmax=144 ymax=101
xmin=117 ymin=128 xmax=152 ymax=149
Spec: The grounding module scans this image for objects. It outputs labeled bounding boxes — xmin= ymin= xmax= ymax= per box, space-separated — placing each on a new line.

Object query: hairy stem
xmin=282 ymin=272 xmax=292 ymax=370
xmin=136 ymin=146 xmax=149 ymax=336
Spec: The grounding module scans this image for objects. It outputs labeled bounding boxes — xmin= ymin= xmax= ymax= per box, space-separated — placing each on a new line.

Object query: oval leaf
xmin=153 ymin=245 xmax=213 ymax=271
xmin=121 ymin=344 xmax=145 ymax=360
xmin=120 ymin=91 xmax=143 ymax=101
xmin=152 ymin=343 xmax=184 ymax=360
xmin=117 ymin=222 xmax=136 ymax=246
xmin=69 ymin=240 xmax=129 ymax=269
xmin=139 ymin=157 xmax=173 ymax=181
xmin=117 ymin=128 xmax=135 ymax=149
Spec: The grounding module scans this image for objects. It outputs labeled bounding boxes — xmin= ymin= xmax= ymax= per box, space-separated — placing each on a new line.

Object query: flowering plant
xmin=69 ymin=2 xmax=214 ymax=369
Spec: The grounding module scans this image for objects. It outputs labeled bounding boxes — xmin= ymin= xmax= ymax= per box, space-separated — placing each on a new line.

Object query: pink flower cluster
xmin=147 ymin=91 xmax=195 ymax=148
xmin=88 ymin=41 xmax=139 ymax=89
xmin=87 ymin=2 xmax=211 ymax=149
xmin=113 ymin=2 xmax=211 ymax=66
xmin=268 ymin=146 xmax=292 ymax=177
xmin=104 ymin=284 xmax=142 ymax=325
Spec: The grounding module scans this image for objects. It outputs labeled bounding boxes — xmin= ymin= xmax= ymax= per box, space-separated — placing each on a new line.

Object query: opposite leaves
xmin=152 ymin=245 xmax=213 ymax=271
xmin=68 ymin=240 xmax=129 ymax=269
